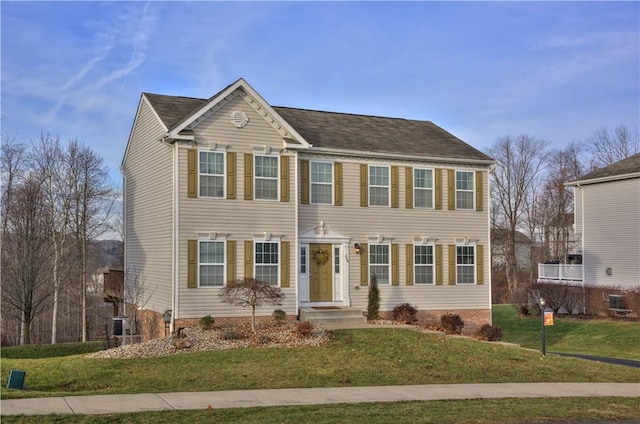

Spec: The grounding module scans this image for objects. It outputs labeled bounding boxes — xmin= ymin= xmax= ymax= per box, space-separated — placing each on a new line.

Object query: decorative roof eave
xmin=165 ymin=78 xmax=311 ymax=148
xmin=566 ymin=171 xmax=640 ymax=187
xmin=286 ymin=145 xmax=495 ymax=167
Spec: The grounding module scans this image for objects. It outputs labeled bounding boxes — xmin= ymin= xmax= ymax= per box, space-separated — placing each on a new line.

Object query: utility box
xmin=112 ymin=317 xmax=130 ymax=336
xmin=7 ymin=370 xmax=25 ymax=390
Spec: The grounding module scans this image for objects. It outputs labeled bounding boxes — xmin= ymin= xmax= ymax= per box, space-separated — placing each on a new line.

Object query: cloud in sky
xmin=2 ymin=1 xmax=638 ymax=184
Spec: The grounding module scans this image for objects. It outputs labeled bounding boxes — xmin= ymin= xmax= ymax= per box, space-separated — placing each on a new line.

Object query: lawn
xmin=492 ymin=304 xmax=640 ymax=360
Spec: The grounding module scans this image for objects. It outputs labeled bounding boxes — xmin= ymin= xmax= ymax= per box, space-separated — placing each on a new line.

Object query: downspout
xmin=577 ymin=183 xmax=586 ymax=314
xmin=294 ymin=150 xmax=300 ymax=318
xmin=171 ymin=141 xmax=180 ymax=334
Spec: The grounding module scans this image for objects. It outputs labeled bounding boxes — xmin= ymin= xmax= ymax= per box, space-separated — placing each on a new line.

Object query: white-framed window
xmin=199 ymin=241 xmax=225 ymax=287
xmin=414 ymin=244 xmax=434 ymax=284
xmin=414 ymin=168 xmax=434 ymax=208
xmin=300 ymin=246 xmax=307 ymax=274
xmin=311 ymin=161 xmax=333 ymax=204
xmin=369 ymin=165 xmax=390 ymax=206
xmin=456 ymin=245 xmax=475 ymax=284
xmin=369 ymin=243 xmax=390 ymax=284
xmin=255 ymin=155 xmax=278 ymax=200
xmin=334 ymin=246 xmax=340 ymax=273
xmin=456 ymin=170 xmax=474 ymax=210
xmin=199 ymin=151 xmax=224 ymax=198
xmin=255 ymin=241 xmax=279 ymax=285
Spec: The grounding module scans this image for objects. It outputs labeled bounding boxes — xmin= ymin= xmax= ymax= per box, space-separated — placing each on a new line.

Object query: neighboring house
xmin=121 ymin=78 xmax=494 ymax=339
xmin=538 ymin=153 xmax=640 ymax=290
xmin=491 ymin=229 xmax=532 ymax=270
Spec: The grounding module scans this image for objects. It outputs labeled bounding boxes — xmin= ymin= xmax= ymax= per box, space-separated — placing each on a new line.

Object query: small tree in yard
xmin=219 ymin=278 xmax=285 ymax=332
xmin=367 ymin=273 xmax=380 ymax=321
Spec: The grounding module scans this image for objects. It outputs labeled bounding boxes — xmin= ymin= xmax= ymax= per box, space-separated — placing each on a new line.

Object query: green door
xmin=309 ymin=244 xmax=333 ymax=302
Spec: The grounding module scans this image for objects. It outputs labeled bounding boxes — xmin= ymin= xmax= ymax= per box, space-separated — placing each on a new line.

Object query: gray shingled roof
xmin=143 ymin=92 xmax=492 ymax=162
xmin=571 ymin=153 xmax=640 ymax=184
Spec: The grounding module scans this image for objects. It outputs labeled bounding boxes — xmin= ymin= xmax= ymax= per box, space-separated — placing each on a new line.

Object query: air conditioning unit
xmin=112 ymin=317 xmax=130 ymax=336
xmin=609 ymin=295 xmax=626 ymax=311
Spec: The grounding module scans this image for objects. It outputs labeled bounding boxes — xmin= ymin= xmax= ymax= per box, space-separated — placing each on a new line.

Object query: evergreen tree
xmin=367 ymin=273 xmax=380 ymax=320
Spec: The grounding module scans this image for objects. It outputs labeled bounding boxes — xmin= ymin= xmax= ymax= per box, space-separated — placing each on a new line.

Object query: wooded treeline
xmin=489 ymin=125 xmax=639 ymax=303
xmin=1 ymin=134 xmax=120 ymax=346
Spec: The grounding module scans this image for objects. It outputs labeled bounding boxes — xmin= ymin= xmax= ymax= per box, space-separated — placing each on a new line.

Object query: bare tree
xmin=587 ymin=125 xmax=640 ymax=169
xmin=1 ymin=175 xmax=54 ymax=344
xmin=488 ymin=134 xmax=548 ymax=298
xmin=219 ymin=278 xmax=285 ymax=332
xmin=121 ymin=267 xmax=154 ymax=343
xmin=67 ymin=139 xmax=118 ymax=342
xmin=32 ymin=134 xmax=75 ymax=344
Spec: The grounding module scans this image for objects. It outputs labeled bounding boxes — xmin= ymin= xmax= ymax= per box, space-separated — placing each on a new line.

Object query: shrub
xmin=367 ymin=273 xmax=380 ymax=320
xmin=223 ymin=329 xmax=241 ymax=340
xmin=295 ymin=321 xmax=314 ymax=338
xmin=272 ymin=309 xmax=287 ymax=324
xmin=440 ymin=313 xmax=464 ymax=335
xmin=219 ymin=277 xmax=285 ymax=332
xmin=199 ymin=315 xmax=215 ymax=330
xmin=474 ymin=324 xmax=502 ymax=341
xmin=392 ymin=303 xmax=418 ymax=324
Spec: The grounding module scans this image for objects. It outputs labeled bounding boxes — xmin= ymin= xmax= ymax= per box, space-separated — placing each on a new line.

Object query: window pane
xmin=456 ymin=171 xmax=474 ymax=209
xmin=256 ymin=265 xmax=278 ymax=285
xmin=456 ymin=171 xmax=474 ymax=190
xmin=369 ymin=244 xmax=389 ymax=284
xmin=370 ymin=266 xmax=389 ymax=284
xmin=255 ymin=179 xmax=277 ymax=200
xmin=456 ymin=245 xmax=475 ymax=284
xmin=456 ymin=191 xmax=474 ymax=209
xmin=311 ymin=184 xmax=332 ymax=204
xmin=199 ymin=241 xmax=224 ymax=287
xmin=369 ymin=166 xmax=389 ymax=185
xmin=256 ymin=242 xmax=279 ymax=285
xmin=414 ymin=169 xmax=432 ymax=188
xmin=311 ymin=162 xmax=332 ymax=183
xmin=200 ymin=265 xmax=224 ymax=286
xmin=199 ymin=152 xmax=224 ymax=198
xmin=334 ymin=247 xmax=340 ymax=273
xmin=414 ymin=189 xmax=433 ymax=208
xmin=369 ymin=187 xmax=389 ymax=206
xmin=301 ymin=247 xmax=307 ymax=273
xmin=255 ymin=156 xmax=278 ymax=178
xmin=415 ymin=266 xmax=433 ymax=284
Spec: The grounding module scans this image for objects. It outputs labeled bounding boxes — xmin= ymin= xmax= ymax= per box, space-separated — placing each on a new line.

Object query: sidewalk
xmin=2 ymin=383 xmax=638 ymax=416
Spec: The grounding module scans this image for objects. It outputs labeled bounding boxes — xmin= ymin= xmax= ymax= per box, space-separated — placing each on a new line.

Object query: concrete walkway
xmin=2 ymin=383 xmax=638 ymax=416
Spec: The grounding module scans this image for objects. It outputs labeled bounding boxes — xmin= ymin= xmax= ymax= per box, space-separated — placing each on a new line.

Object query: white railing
xmin=538 ymin=264 xmax=583 ymax=282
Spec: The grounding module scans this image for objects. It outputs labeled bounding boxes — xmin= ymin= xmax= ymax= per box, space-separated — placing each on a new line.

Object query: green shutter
xmin=281 ymin=241 xmax=290 ymax=287
xmin=406 ymin=244 xmax=414 ymax=285
xmin=360 ymin=243 xmax=369 ymax=285
xmin=244 ymin=240 xmax=253 ymax=278
xmin=405 ymin=167 xmax=413 ymax=209
xmin=435 ymin=244 xmax=443 ymax=285
xmin=187 ymin=240 xmax=197 ymax=288
xmin=448 ymin=169 xmax=455 ymax=210
xmin=187 ymin=149 xmax=197 ymax=198
xmin=475 ymin=170 xmax=483 ymax=212
xmin=301 ymin=160 xmax=310 ymax=204
xmin=227 ymin=240 xmax=236 ymax=283
xmin=435 ymin=168 xmax=442 ymax=210
xmin=280 ymin=156 xmax=289 ymax=202
xmin=391 ymin=243 xmax=399 ymax=285
xmin=448 ymin=244 xmax=456 ymax=285
xmin=227 ymin=152 xmax=236 ymax=199
xmin=360 ymin=164 xmax=368 ymax=207
xmin=391 ymin=166 xmax=399 ymax=208
xmin=334 ymin=162 xmax=343 ymax=206
xmin=476 ymin=244 xmax=484 ymax=285
xmin=244 ymin=154 xmax=253 ymax=200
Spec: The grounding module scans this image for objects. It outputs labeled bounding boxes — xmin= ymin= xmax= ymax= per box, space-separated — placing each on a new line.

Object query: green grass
xmin=493 ymin=304 xmax=640 ymax=360
xmin=2 ymin=327 xmax=639 ymax=400
xmin=1 ymin=341 xmax=104 ymax=359
xmin=1 ymin=398 xmax=639 ymax=424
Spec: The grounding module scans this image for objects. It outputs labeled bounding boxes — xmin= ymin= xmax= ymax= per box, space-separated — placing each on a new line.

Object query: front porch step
xmin=299 ymin=307 xmax=366 ymax=326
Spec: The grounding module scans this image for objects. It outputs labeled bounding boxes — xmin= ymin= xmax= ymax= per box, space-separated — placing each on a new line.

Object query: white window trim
xmin=414 ymin=243 xmax=435 ymax=285
xmin=300 ymin=246 xmax=307 ymax=274
xmin=198 ymin=149 xmax=226 ymax=199
xmin=368 ymin=242 xmax=391 ymax=285
xmin=414 ymin=167 xmax=434 ymax=209
xmin=310 ymin=160 xmax=334 ymax=205
xmin=254 ymin=153 xmax=279 ymax=201
xmin=456 ymin=243 xmax=476 ymax=285
xmin=368 ymin=164 xmax=390 ymax=207
xmin=198 ymin=240 xmax=226 ymax=288
xmin=254 ymin=239 xmax=281 ymax=286
xmin=455 ymin=170 xmax=475 ymax=210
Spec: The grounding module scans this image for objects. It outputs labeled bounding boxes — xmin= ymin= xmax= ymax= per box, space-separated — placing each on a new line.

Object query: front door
xmin=309 ymin=243 xmax=333 ymax=302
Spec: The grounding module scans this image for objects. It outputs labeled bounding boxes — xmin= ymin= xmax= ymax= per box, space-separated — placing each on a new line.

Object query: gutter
xmin=566 ymin=172 xmax=640 ymax=187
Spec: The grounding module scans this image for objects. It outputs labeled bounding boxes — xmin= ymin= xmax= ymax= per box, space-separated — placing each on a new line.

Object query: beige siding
xmin=177 ymin=95 xmax=297 ymax=318
xmin=299 ymin=156 xmax=491 ymax=311
xmin=582 ymin=178 xmax=640 ymax=288
xmin=122 ymin=99 xmax=174 ymax=313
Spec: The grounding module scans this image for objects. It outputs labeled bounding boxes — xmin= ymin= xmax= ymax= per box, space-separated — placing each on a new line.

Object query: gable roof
xmin=141 ymin=79 xmax=493 ymax=164
xmin=568 ymin=153 xmax=640 ymax=186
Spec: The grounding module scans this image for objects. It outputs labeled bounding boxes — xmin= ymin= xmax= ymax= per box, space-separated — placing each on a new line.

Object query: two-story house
xmin=122 ymin=78 xmax=495 ymax=339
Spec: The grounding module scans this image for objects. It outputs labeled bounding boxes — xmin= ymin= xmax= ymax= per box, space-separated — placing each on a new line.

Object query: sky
xmin=2 ymin=1 xmax=639 ymax=185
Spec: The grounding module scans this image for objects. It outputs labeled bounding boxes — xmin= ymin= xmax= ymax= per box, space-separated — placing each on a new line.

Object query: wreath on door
xmin=312 ymin=248 xmax=330 ymax=266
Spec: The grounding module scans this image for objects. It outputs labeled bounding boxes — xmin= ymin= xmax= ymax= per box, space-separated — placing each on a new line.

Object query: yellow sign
xmin=544 ymin=311 xmax=554 ymax=326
